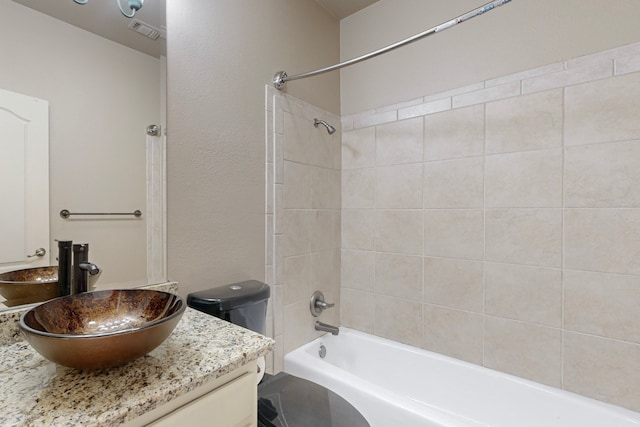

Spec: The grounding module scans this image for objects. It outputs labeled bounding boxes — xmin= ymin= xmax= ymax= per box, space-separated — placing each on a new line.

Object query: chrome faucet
xmin=315 ymin=321 xmax=339 ymax=335
xmin=310 ymin=291 xmax=339 ymax=335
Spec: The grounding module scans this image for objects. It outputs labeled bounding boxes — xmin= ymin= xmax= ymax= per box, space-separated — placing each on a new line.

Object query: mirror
xmin=0 ymin=0 xmax=167 ymax=310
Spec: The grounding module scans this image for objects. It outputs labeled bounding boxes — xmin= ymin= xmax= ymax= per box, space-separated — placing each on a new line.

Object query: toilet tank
xmin=186 ymin=281 xmax=270 ymax=335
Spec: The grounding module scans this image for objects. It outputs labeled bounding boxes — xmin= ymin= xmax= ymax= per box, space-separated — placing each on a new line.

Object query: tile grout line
xmin=560 ymin=83 xmax=566 ymax=391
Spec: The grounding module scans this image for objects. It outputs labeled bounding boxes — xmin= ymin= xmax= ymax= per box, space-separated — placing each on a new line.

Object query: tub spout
xmin=315 ymin=321 xmax=339 ymax=335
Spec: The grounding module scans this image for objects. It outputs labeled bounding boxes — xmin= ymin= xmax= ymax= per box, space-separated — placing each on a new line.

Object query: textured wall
xmin=340 ymin=42 xmax=640 ymax=411
xmin=340 ymin=0 xmax=640 ymax=114
xmin=166 ymin=0 xmax=339 ymax=301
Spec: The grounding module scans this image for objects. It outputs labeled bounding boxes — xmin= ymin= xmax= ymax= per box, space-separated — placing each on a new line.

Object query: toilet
xmin=187 ymin=281 xmax=370 ymax=427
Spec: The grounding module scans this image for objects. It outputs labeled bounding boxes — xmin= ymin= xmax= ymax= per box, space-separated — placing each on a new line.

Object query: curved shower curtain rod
xmin=273 ymin=0 xmax=512 ymax=90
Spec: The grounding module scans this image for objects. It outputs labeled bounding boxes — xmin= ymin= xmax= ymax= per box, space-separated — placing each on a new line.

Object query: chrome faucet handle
xmin=310 ymin=291 xmax=335 ymax=317
xmin=316 ymin=300 xmax=335 ymax=310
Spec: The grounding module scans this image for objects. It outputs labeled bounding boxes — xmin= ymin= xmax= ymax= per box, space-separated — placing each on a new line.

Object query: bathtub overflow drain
xmin=319 ymin=344 xmax=326 ymax=359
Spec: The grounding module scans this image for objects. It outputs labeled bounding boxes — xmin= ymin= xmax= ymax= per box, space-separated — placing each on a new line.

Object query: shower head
xmin=313 ymin=118 xmax=336 ymax=135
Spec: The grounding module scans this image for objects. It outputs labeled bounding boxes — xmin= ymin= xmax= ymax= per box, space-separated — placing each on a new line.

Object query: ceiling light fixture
xmin=73 ymin=0 xmax=144 ymax=19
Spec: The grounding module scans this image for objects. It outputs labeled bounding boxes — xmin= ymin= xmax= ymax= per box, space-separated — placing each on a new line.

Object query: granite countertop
xmin=0 ymin=295 xmax=274 ymax=427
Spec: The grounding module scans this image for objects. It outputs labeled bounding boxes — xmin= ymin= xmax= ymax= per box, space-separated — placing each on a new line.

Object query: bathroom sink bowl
xmin=0 ymin=266 xmax=58 ymax=307
xmin=19 ymin=289 xmax=185 ymax=369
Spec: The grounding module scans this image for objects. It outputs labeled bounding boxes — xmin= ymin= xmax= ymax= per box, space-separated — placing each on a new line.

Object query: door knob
xmin=27 ymin=248 xmax=46 ymax=258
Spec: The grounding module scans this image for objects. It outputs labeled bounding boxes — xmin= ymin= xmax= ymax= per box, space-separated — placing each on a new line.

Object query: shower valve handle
xmin=310 ymin=291 xmax=334 ymax=317
xmin=316 ymin=300 xmax=334 ymax=310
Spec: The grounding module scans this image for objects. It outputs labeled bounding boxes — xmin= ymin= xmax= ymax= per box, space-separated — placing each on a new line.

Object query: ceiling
xmin=315 ymin=0 xmax=379 ymax=20
xmin=11 ymin=0 xmax=377 ymax=58
xmin=11 ymin=0 xmax=166 ymax=58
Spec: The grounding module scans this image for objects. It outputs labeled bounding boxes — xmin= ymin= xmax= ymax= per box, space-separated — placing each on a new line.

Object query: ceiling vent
xmin=128 ymin=19 xmax=166 ymax=40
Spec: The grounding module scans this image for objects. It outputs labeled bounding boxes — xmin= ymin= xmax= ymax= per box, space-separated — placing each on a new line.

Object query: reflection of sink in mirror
xmin=1 ymin=1 xmax=167 ymax=313
xmin=0 ymin=266 xmax=100 ymax=307
xmin=0 ymin=266 xmax=58 ymax=307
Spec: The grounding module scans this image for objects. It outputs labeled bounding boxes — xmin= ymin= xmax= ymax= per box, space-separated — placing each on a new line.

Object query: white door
xmin=0 ymin=88 xmax=49 ymax=273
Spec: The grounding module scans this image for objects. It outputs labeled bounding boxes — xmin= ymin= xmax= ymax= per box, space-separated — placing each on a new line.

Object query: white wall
xmin=166 ymin=0 xmax=340 ymax=299
xmin=0 ymin=0 xmax=161 ymax=288
xmin=341 ymin=0 xmax=640 ymax=114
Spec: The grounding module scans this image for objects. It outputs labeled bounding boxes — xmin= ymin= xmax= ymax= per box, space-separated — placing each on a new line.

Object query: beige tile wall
xmin=266 ymin=88 xmax=341 ymax=373
xmin=340 ymin=41 xmax=640 ymax=412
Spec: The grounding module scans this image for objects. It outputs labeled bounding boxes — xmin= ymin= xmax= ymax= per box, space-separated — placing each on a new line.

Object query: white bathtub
xmin=284 ymin=327 xmax=640 ymax=427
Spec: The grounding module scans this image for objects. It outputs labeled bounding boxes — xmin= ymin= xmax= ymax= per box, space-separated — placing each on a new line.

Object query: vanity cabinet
xmin=126 ymin=362 xmax=257 ymax=427
xmin=0 ymin=307 xmax=273 ymax=427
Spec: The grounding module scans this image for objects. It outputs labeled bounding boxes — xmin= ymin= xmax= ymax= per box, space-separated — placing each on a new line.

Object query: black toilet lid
xmin=258 ymin=373 xmax=370 ymax=427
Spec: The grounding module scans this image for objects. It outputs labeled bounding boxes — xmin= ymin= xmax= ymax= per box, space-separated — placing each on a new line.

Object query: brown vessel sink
xmin=19 ymin=289 xmax=185 ymax=369
xmin=0 ymin=266 xmax=58 ymax=307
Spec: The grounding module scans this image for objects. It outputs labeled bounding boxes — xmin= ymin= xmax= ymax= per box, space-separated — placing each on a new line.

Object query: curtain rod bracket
xmin=273 ymin=71 xmax=288 ymax=90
